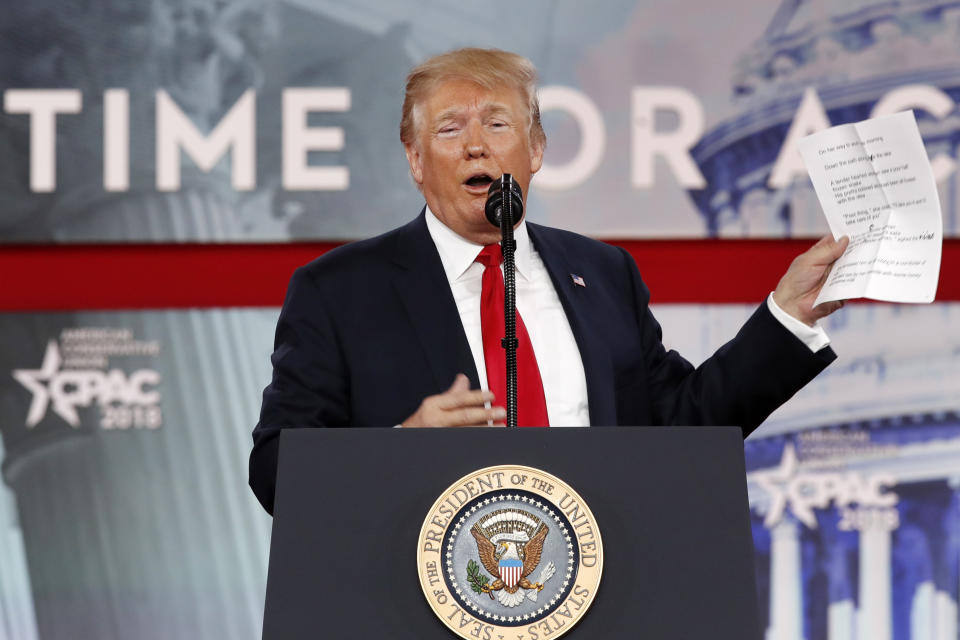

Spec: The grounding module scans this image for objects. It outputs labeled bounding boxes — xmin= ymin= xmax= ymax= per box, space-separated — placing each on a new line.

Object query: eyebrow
xmin=433 ymin=103 xmax=512 ymax=124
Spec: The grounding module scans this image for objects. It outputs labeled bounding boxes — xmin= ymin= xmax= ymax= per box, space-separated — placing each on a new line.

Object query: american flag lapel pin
xmin=570 ymin=273 xmax=586 ymax=287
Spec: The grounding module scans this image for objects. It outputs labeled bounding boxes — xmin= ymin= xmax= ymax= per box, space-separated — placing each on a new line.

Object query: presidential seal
xmin=417 ymin=465 xmax=602 ymax=640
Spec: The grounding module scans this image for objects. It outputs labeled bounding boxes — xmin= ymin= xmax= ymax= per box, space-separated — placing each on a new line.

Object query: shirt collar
xmin=425 ymin=205 xmax=532 ymax=282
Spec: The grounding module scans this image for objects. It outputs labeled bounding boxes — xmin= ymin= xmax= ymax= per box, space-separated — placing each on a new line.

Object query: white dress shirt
xmin=424 ymin=206 xmax=829 ymax=426
xmin=426 ymin=207 xmax=590 ymax=426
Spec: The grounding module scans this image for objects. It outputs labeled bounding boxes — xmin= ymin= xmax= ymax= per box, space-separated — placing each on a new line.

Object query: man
xmin=249 ymin=48 xmax=847 ymax=515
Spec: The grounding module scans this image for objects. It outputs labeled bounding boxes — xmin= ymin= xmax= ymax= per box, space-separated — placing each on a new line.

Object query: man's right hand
xmin=401 ymin=374 xmax=506 ymax=428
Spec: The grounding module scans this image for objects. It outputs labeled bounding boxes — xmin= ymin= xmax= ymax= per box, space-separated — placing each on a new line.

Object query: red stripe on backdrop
xmin=1 ymin=240 xmax=957 ymax=311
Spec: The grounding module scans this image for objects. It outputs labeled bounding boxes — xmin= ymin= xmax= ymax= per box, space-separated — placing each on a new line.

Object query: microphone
xmin=485 ymin=174 xmax=524 ymax=227
xmin=483 ymin=173 xmax=523 ymax=428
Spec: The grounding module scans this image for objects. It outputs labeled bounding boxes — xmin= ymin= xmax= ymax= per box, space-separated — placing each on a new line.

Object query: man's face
xmin=404 ymin=78 xmax=544 ymax=245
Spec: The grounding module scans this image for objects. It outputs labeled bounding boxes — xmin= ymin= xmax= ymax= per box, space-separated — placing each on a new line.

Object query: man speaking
xmin=249 ymin=48 xmax=848 ymax=515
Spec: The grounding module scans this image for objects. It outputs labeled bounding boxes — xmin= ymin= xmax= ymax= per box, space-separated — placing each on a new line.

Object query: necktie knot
xmin=475 ymin=244 xmax=502 ymax=268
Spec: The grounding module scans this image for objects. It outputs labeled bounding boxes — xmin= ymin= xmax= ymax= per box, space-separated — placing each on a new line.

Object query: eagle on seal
xmin=470 ymin=520 xmax=549 ymax=599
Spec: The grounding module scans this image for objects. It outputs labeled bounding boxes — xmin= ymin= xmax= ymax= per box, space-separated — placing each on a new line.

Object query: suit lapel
xmin=389 ymin=212 xmax=481 ymax=391
xmin=528 ymin=224 xmax=617 ymax=426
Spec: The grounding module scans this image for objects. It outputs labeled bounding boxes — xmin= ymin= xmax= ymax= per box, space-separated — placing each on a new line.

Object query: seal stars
xmin=417 ymin=465 xmax=603 ymax=640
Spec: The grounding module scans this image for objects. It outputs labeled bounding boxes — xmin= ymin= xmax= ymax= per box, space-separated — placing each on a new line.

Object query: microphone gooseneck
xmin=485 ymin=175 xmax=522 ymax=428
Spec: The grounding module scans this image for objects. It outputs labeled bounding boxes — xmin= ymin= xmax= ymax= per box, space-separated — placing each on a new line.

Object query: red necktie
xmin=475 ymin=244 xmax=549 ymax=427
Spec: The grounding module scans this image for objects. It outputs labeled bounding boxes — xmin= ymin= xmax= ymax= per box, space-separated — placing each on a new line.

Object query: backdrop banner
xmin=2 ymin=1 xmax=959 ymax=640
xmin=2 ymin=303 xmax=958 ymax=639
xmin=0 ymin=310 xmax=276 ymax=640
xmin=2 ymin=0 xmax=960 ymax=242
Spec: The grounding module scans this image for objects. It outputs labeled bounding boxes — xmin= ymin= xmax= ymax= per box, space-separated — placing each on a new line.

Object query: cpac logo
xmin=752 ymin=443 xmax=897 ymax=529
xmin=12 ymin=341 xmax=160 ymax=428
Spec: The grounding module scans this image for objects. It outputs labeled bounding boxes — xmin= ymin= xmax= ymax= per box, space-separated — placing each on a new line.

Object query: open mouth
xmin=464 ymin=173 xmax=495 ymax=190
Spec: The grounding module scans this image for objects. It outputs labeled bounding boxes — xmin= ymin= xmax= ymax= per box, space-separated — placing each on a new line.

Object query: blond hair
xmin=400 ymin=48 xmax=546 ymax=150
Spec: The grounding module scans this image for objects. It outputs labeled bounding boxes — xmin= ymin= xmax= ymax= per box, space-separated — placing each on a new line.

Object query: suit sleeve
xmin=248 ymin=267 xmax=350 ymax=515
xmin=620 ymin=248 xmax=836 ymax=436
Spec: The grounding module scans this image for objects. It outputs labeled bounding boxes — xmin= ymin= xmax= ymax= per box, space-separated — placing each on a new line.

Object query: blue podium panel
xmin=263 ymin=427 xmax=759 ymax=640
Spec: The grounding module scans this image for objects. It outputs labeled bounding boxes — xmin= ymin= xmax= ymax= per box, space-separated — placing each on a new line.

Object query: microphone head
xmin=484 ymin=174 xmax=524 ymax=227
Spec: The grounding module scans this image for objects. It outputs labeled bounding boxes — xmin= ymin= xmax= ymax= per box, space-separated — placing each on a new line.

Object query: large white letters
xmin=282 ymin=88 xmax=350 ymax=190
xmin=631 ymin=87 xmax=706 ymax=188
xmin=3 ymin=83 xmax=958 ymax=195
xmin=104 ymin=89 xmax=130 ymax=191
xmin=872 ymin=84 xmax=957 ymax=183
xmin=156 ymin=88 xmax=256 ymax=191
xmin=4 ymin=89 xmax=83 ymax=192
xmin=534 ymin=86 xmax=606 ymax=190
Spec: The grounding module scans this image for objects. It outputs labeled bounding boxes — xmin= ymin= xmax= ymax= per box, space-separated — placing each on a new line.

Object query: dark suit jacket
xmin=249 ymin=212 xmax=835 ymax=514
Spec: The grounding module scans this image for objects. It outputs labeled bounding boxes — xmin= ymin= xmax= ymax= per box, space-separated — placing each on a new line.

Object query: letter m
xmin=156 ymin=89 xmax=255 ymax=191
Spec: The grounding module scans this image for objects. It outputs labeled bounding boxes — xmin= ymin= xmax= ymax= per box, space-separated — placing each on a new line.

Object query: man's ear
xmin=405 ymin=143 xmax=424 ymax=185
xmin=529 ymin=139 xmax=544 ymax=175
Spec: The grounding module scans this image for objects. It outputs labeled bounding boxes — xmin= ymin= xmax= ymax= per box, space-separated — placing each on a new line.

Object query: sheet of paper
xmin=798 ymin=110 xmax=942 ymax=304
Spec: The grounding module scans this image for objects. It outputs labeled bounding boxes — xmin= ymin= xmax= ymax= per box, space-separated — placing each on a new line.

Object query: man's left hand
xmin=773 ymin=234 xmax=850 ymax=326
